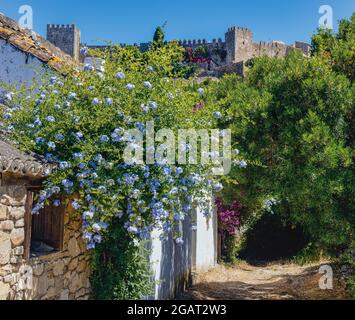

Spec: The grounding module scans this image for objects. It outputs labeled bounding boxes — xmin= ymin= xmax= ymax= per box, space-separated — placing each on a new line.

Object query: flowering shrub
xmin=0 ymin=43 xmax=245 ymax=252
xmin=216 ymin=198 xmax=242 ymax=239
xmin=215 ymin=197 xmax=243 ymax=262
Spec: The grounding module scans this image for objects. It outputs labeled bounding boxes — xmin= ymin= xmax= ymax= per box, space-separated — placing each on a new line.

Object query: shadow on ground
xmin=183 ymin=262 xmax=347 ymax=300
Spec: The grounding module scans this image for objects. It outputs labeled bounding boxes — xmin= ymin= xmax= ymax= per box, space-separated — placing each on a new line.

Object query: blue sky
xmin=1 ymin=0 xmax=354 ymax=45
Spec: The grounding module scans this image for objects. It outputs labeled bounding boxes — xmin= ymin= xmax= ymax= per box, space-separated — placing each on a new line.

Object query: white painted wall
xmin=149 ymin=199 xmax=217 ymax=300
xmin=195 ymin=203 xmax=218 ymax=273
xmin=0 ymin=38 xmax=46 ymax=89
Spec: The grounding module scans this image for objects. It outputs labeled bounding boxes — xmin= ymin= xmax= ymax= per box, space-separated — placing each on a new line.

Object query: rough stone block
xmin=15 ymin=219 xmax=24 ymax=228
xmin=0 ymin=204 xmax=8 ymax=220
xmin=10 ymin=208 xmax=25 ymax=220
xmin=10 ymin=228 xmax=24 ymax=247
xmin=0 ymin=220 xmax=14 ymax=232
xmin=0 ymin=282 xmax=10 ymax=300
xmin=0 ymin=231 xmax=11 ymax=265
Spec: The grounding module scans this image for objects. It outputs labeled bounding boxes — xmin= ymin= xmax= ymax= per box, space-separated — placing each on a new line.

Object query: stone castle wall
xmin=47 ymin=24 xmax=81 ymax=62
xmin=0 ymin=175 xmax=91 ymax=300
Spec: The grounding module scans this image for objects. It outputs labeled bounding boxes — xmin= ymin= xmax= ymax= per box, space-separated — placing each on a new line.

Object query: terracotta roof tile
xmin=0 ymin=140 xmax=54 ymax=178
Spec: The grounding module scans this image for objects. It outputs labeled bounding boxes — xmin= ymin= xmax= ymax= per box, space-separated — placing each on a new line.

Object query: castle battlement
xmin=46 ymin=23 xmax=311 ymax=73
xmin=47 ymin=24 xmax=77 ymax=29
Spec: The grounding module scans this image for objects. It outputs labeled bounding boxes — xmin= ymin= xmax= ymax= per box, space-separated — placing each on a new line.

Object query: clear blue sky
xmin=1 ymin=0 xmax=354 ymax=45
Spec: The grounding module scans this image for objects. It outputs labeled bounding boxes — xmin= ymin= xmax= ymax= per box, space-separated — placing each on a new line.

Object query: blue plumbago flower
xmin=68 ymin=92 xmax=77 ymax=99
xmin=143 ymin=81 xmax=152 ymax=89
xmin=72 ymin=201 xmax=81 ymax=210
xmin=98 ymin=186 xmax=107 ymax=193
xmin=80 ymin=47 xmax=89 ymax=56
xmin=78 ymin=163 xmax=86 ymax=170
xmin=134 ymin=122 xmax=145 ymax=132
xmin=62 ymin=179 xmax=74 ymax=189
xmin=63 ymin=101 xmax=71 ymax=107
xmin=131 ymin=189 xmax=141 ymax=199
xmin=94 ymin=154 xmax=104 ymax=163
xmin=83 ymin=211 xmax=94 ymax=220
xmin=35 ymin=137 xmax=45 ymax=145
xmin=126 ymin=84 xmax=135 ymax=90
xmin=175 ymin=237 xmax=184 ymax=245
xmin=106 ymin=179 xmax=115 ymax=186
xmin=100 ymin=135 xmax=109 ymax=143
xmin=4 ymin=113 xmax=12 ymax=119
xmin=55 ymin=134 xmax=65 ymax=141
xmin=83 ymin=232 xmax=92 ymax=242
xmin=51 ymin=186 xmax=61 ymax=194
xmin=92 ymin=223 xmax=102 ymax=232
xmin=45 ymin=116 xmax=55 ymax=123
xmin=174 ymin=213 xmax=185 ymax=221
xmin=213 ymin=182 xmax=223 ymax=193
xmin=97 ymin=65 xmax=105 ymax=73
xmin=92 ymin=98 xmax=102 ymax=105
xmin=127 ymin=226 xmax=138 ymax=234
xmin=34 ymin=118 xmax=42 ymax=127
xmin=93 ymin=234 xmax=102 ymax=243
xmin=176 ymin=167 xmax=183 ymax=175
xmin=115 ymin=72 xmax=125 ymax=80
xmin=239 ymin=161 xmax=247 ymax=168
xmin=86 ymin=242 xmax=96 ymax=250
xmin=47 ymin=141 xmax=56 ymax=150
xmin=213 ymin=111 xmax=222 ymax=119
xmin=59 ymin=161 xmax=70 ymax=170
xmin=75 ymin=132 xmax=84 ymax=140
xmin=53 ymin=200 xmax=61 ymax=207
xmin=73 ymin=116 xmax=80 ymax=123
xmin=105 ymin=98 xmax=113 ymax=106
xmin=50 ymin=76 xmax=57 ymax=84
xmin=35 ymin=99 xmax=41 ymax=105
xmin=197 ymin=88 xmax=205 ymax=95
xmin=141 ymin=104 xmax=149 ymax=113
xmin=84 ymin=63 xmax=94 ymax=72
xmin=149 ymin=101 xmax=158 ymax=110
xmin=73 ymin=152 xmax=84 ymax=160
xmin=170 ymin=187 xmax=178 ymax=195
xmin=52 ymin=90 xmax=59 ymax=95
xmin=96 ymin=72 xmax=104 ymax=79
xmin=85 ymin=194 xmax=92 ymax=202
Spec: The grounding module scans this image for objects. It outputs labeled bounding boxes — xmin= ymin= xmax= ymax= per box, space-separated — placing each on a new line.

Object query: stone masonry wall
xmin=0 ymin=177 xmax=91 ymax=300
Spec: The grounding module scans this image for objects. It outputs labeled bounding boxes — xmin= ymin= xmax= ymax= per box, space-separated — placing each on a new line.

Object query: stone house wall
xmin=0 ymin=174 xmax=91 ymax=300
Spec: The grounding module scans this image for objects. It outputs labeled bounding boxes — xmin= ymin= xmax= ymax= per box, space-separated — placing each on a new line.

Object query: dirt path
xmin=185 ymin=261 xmax=347 ymax=300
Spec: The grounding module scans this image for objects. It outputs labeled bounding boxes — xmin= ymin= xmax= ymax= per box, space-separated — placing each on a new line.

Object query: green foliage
xmin=209 ymin=50 xmax=354 ymax=254
xmin=312 ymin=13 xmax=355 ymax=81
xmin=194 ymin=46 xmax=209 ymax=58
xmin=153 ymin=26 xmax=165 ymax=47
xmin=91 ymin=220 xmax=153 ymax=300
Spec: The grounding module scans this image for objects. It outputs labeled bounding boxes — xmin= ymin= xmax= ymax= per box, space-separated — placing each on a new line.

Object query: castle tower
xmin=225 ymin=27 xmax=253 ymax=64
xmin=47 ymin=24 xmax=81 ymax=62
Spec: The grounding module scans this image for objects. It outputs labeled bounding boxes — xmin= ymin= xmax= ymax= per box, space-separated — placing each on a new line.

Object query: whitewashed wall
xmin=0 ymin=39 xmax=46 ymax=89
xmin=149 ymin=199 xmax=217 ymax=300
